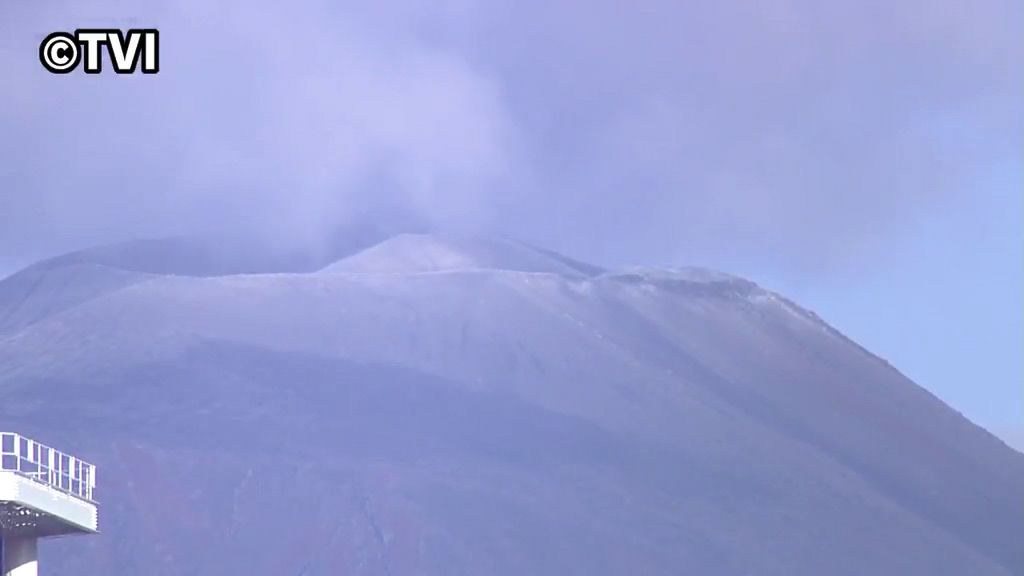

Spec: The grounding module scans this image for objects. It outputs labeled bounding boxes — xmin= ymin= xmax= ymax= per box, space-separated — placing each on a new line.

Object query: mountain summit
xmin=1 ymin=234 xmax=1021 ymax=575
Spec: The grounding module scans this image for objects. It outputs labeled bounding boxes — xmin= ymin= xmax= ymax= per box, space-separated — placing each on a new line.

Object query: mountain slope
xmin=0 ymin=234 xmax=1020 ymax=575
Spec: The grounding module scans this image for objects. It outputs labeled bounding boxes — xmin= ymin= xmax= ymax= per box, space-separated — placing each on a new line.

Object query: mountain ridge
xmin=0 ymin=233 xmax=1020 ymax=575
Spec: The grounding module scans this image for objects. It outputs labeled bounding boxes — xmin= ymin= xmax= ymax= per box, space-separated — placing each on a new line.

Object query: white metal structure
xmin=0 ymin=433 xmax=97 ymax=576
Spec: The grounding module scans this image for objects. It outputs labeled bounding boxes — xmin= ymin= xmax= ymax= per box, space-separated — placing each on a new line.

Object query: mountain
xmin=0 ymin=233 xmax=1020 ymax=575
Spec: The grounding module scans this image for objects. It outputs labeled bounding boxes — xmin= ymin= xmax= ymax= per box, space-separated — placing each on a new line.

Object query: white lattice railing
xmin=0 ymin=432 xmax=95 ymax=502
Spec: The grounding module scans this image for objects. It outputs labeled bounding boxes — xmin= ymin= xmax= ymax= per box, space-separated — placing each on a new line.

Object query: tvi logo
xmin=40 ymin=29 xmax=159 ymax=74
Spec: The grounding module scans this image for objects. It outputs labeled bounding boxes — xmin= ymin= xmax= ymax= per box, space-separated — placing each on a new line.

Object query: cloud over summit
xmin=1 ymin=0 xmax=1020 ymax=273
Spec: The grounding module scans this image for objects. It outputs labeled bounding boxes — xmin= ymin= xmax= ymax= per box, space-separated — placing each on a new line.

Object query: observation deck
xmin=0 ymin=433 xmax=97 ymax=575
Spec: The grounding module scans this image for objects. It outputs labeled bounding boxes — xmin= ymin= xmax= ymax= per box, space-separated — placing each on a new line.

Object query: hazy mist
xmin=2 ymin=0 xmax=1020 ymax=272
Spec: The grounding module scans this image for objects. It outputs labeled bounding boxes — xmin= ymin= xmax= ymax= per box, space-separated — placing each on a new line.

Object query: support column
xmin=2 ymin=537 xmax=37 ymax=576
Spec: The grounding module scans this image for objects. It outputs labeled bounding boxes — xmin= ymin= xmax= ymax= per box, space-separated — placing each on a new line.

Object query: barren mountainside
xmin=0 ymin=234 xmax=1021 ymax=575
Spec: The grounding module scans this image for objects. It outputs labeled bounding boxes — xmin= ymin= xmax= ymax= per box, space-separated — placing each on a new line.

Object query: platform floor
xmin=0 ymin=473 xmax=97 ymax=538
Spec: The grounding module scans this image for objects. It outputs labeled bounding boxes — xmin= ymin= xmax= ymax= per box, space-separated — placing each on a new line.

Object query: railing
xmin=0 ymin=432 xmax=95 ymax=502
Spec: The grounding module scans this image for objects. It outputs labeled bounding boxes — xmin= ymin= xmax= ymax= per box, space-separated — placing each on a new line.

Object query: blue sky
xmin=762 ymin=158 xmax=1023 ymax=448
xmin=0 ymin=0 xmax=1020 ymax=445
